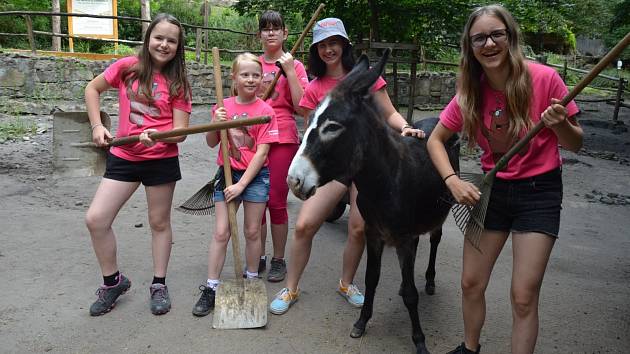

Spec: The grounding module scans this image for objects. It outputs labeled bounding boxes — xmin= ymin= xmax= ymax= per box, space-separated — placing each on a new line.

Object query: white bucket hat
xmin=311 ymin=18 xmax=349 ymax=47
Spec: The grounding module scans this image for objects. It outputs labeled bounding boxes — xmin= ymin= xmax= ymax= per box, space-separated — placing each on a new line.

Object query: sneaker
xmin=89 ymin=274 xmax=131 ymax=316
xmin=447 ymin=342 xmax=481 ymax=354
xmin=149 ymin=284 xmax=171 ymax=315
xmin=267 ymin=258 xmax=287 ymax=282
xmin=337 ymin=279 xmax=364 ymax=307
xmin=269 ymin=287 xmax=299 ymax=315
xmin=258 ymin=256 xmax=267 ymax=273
xmin=192 ymin=285 xmax=216 ymax=317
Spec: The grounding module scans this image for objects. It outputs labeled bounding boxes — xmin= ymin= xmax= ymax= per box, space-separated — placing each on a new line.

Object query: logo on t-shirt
xmin=129 ymin=82 xmax=161 ymax=127
xmin=229 ymin=113 xmax=254 ymax=149
xmin=260 ymin=71 xmax=280 ymax=100
xmin=482 ymin=109 xmax=530 ymax=163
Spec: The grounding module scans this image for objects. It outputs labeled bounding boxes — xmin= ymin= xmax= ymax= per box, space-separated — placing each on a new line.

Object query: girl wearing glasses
xmin=427 ymin=5 xmax=582 ymax=354
xmin=256 ymin=10 xmax=309 ymax=282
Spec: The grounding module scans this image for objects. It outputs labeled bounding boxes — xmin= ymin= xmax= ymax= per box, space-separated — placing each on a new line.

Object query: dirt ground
xmin=0 ymin=97 xmax=629 ymax=354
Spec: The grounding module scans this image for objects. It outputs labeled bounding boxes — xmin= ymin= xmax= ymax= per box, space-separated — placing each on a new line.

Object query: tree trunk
xmin=52 ymin=0 xmax=61 ymax=51
xmin=141 ymin=0 xmax=151 ymax=39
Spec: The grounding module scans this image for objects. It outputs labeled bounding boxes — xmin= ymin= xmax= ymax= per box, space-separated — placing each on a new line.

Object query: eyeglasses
xmin=470 ymin=29 xmax=509 ymax=48
xmin=261 ymin=28 xmax=283 ymax=34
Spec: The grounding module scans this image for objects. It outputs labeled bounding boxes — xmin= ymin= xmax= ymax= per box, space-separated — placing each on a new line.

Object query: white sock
xmin=206 ymin=279 xmax=219 ymax=290
xmin=245 ymin=271 xmax=258 ymax=279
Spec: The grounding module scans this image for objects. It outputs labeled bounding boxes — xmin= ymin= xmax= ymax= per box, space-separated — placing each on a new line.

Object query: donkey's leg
xmin=425 ymin=227 xmax=442 ymax=295
xmin=397 ymin=237 xmax=429 ymax=354
xmin=350 ymin=233 xmax=384 ymax=338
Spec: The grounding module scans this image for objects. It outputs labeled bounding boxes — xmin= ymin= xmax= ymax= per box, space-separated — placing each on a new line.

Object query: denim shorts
xmin=484 ymin=168 xmax=563 ymax=238
xmin=104 ymin=152 xmax=181 ymax=186
xmin=213 ymin=166 xmax=270 ymax=203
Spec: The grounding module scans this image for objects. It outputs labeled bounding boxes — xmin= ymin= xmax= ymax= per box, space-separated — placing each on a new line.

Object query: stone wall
xmin=0 ymin=52 xmax=456 ymax=111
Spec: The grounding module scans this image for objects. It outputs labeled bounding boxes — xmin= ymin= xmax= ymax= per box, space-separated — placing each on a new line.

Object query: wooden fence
xmin=0 ymin=10 xmax=627 ymax=123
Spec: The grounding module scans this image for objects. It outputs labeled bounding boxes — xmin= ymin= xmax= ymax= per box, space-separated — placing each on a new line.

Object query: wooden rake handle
xmin=261 ymin=3 xmax=325 ymax=100
xmin=488 ymin=31 xmax=630 ymax=179
xmin=213 ymin=47 xmax=245 ymax=283
xmin=100 ymin=116 xmax=271 ymax=147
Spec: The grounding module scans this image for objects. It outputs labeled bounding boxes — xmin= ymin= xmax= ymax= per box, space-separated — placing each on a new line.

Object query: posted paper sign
xmin=70 ymin=0 xmax=114 ymax=36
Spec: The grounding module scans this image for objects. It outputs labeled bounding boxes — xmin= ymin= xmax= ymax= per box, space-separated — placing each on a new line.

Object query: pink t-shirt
xmin=259 ymin=56 xmax=309 ymax=144
xmin=104 ymin=56 xmax=192 ymax=161
xmin=440 ymin=61 xmax=579 ymax=179
xmin=299 ymin=75 xmax=387 ymax=111
xmin=212 ymin=97 xmax=279 ymax=171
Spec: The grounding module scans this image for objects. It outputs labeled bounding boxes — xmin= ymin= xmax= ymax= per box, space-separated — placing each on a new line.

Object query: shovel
xmin=52 ymin=111 xmax=270 ymax=178
xmin=210 ymin=47 xmax=267 ymax=329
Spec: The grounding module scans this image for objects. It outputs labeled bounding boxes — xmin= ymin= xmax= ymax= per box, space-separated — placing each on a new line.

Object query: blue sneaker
xmin=337 ymin=279 xmax=364 ymax=307
xmin=269 ymin=287 xmax=299 ymax=315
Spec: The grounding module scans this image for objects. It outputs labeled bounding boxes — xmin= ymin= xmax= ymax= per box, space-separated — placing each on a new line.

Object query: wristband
xmin=401 ymin=124 xmax=412 ymax=133
xmin=443 ymin=173 xmax=457 ymax=182
xmin=91 ymin=123 xmax=104 ymax=131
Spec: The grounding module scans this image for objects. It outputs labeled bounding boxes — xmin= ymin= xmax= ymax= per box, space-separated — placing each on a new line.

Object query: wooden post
xmin=141 ymin=0 xmax=151 ymax=39
xmin=24 ymin=15 xmax=37 ymax=54
xmin=195 ymin=28 xmax=202 ymax=62
xmin=392 ymin=60 xmax=399 ymax=110
xmin=203 ymin=0 xmax=210 ymax=65
xmin=52 ymin=0 xmax=61 ymax=51
xmin=562 ymin=57 xmax=568 ymax=81
xmin=408 ymin=50 xmax=417 ymax=123
xmin=612 ymin=78 xmax=625 ymax=124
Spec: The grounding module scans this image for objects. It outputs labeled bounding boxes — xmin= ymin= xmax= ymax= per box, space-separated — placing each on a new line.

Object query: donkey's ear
xmin=373 ymin=48 xmax=391 ymax=77
xmin=338 ymin=50 xmax=390 ymax=97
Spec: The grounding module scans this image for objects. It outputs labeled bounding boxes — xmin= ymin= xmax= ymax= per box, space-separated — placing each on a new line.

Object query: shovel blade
xmin=53 ymin=111 xmax=110 ymax=178
xmin=212 ymin=278 xmax=268 ymax=329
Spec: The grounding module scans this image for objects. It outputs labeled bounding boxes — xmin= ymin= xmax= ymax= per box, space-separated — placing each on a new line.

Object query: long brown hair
xmin=123 ymin=13 xmax=191 ymax=103
xmin=457 ymin=4 xmax=531 ymax=147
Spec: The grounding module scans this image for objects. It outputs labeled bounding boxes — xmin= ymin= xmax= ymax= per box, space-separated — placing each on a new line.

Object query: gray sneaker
xmin=267 ymin=258 xmax=287 ymax=282
xmin=89 ymin=274 xmax=131 ymax=316
xmin=149 ymin=284 xmax=171 ymax=315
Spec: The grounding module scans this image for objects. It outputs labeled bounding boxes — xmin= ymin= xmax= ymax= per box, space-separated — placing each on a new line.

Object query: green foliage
xmin=604 ymin=0 xmax=630 ymax=60
xmin=0 ymin=117 xmax=37 ymax=142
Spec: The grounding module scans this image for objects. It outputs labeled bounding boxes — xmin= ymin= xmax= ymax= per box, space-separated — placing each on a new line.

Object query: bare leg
xmin=85 ymin=178 xmax=140 ymax=276
xmin=242 ymin=201 xmax=267 ymax=273
xmin=510 ymin=232 xmax=555 ymax=354
xmin=260 ymin=216 xmax=268 ymax=256
xmin=285 ymin=181 xmax=347 ymax=291
xmin=145 ymin=182 xmax=176 ymax=278
xmin=207 ymin=201 xmax=230 ymax=279
xmin=341 ymin=183 xmax=365 ymax=286
xmin=461 ymin=230 xmax=508 ymax=351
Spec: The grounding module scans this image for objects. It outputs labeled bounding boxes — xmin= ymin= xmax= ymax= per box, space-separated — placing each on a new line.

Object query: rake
xmin=453 ymin=31 xmax=630 ymax=249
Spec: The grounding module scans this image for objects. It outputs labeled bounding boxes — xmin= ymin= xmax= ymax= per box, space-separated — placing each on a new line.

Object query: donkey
xmin=287 ymin=49 xmax=459 ymax=354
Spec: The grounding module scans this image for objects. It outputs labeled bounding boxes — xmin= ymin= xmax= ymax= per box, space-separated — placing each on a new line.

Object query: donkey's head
xmin=287 ymin=49 xmax=391 ymax=200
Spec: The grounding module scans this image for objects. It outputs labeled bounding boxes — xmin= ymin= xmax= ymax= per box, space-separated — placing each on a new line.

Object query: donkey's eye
xmin=323 ymin=123 xmax=342 ymax=134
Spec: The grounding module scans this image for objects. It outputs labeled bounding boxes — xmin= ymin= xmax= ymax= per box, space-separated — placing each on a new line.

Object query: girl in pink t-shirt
xmin=84 ymin=14 xmax=192 ymax=317
xmin=269 ymin=17 xmax=424 ymax=315
xmin=256 ymin=10 xmax=310 ymax=282
xmin=426 ymin=6 xmax=583 ymax=354
xmin=192 ymin=53 xmax=279 ymax=317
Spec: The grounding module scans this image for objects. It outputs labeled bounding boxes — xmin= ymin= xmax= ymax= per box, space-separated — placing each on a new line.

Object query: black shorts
xmin=103 ymin=152 xmax=181 ymax=186
xmin=484 ymin=168 xmax=563 ymax=238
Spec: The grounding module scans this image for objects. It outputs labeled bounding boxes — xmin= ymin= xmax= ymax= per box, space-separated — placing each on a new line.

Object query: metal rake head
xmin=449 ymin=172 xmax=493 ymax=250
xmin=175 ymin=181 xmax=215 ymax=216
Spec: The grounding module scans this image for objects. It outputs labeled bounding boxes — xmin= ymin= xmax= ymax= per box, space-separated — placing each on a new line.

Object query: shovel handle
xmin=213 ymin=47 xmax=245 ymax=283
xmin=487 ymin=30 xmax=630 ymax=180
xmin=261 ymin=3 xmax=325 ymax=100
xmin=104 ymin=116 xmax=270 ymax=147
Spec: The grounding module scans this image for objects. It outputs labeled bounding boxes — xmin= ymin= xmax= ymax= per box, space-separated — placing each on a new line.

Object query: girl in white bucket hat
xmin=270 ymin=17 xmax=425 ymax=316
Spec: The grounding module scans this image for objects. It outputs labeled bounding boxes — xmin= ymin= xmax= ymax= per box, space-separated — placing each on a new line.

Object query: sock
xmin=207 ymin=279 xmax=220 ymax=290
xmin=103 ymin=271 xmax=120 ymax=287
xmin=152 ymin=276 xmax=165 ymax=285
xmin=246 ymin=271 xmax=259 ymax=279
